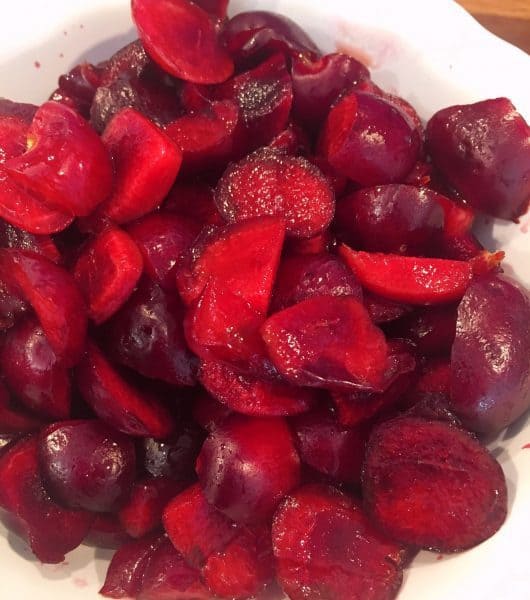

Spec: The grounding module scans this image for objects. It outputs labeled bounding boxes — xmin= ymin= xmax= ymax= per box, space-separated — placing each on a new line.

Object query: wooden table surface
xmin=457 ymin=0 xmax=530 ymax=53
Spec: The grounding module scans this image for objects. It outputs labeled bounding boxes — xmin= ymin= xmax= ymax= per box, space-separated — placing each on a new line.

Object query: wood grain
xmin=456 ymin=0 xmax=530 ymax=53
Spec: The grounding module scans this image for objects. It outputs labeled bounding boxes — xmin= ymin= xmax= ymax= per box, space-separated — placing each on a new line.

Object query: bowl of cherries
xmin=0 ymin=0 xmax=529 ymax=599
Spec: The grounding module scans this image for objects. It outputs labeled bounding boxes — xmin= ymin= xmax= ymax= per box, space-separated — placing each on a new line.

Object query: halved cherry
xmin=261 ymin=295 xmax=388 ymax=391
xmin=76 ymin=341 xmax=175 ymax=438
xmin=0 ymin=437 xmax=93 ymax=563
xmin=215 ymin=148 xmax=335 ymax=238
xmin=3 ymin=101 xmax=113 ymax=216
xmin=99 ymin=108 xmax=183 ymax=224
xmin=272 ymin=484 xmax=406 ymax=600
xmin=291 ymin=52 xmax=370 ymax=129
xmin=39 ymin=419 xmax=136 ymax=513
xmin=196 ymin=415 xmax=301 ymax=523
xmin=106 ymin=279 xmax=197 ymax=386
xmin=362 ymin=416 xmax=508 ymax=552
xmin=1 ymin=114 xmax=71 ymax=246
xmin=335 ymin=185 xmax=446 ymax=255
xmin=73 ymin=227 xmax=143 ymax=324
xmin=0 ymin=249 xmax=87 ymax=366
xmin=0 ymin=317 xmax=71 ymax=419
xmin=340 ymin=246 xmax=473 ymax=305
xmin=131 ymin=0 xmax=234 ymax=84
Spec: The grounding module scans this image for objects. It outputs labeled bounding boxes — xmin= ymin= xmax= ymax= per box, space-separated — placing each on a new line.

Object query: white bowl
xmin=0 ymin=1 xmax=529 ymax=599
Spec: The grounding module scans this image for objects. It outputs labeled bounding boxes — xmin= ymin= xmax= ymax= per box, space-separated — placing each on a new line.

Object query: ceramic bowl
xmin=0 ymin=1 xmax=529 ymax=598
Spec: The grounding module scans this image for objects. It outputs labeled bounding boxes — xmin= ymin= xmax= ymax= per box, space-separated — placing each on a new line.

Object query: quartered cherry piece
xmin=139 ymin=538 xmax=212 ymax=599
xmin=340 ymin=246 xmax=473 ymax=305
xmin=118 ymin=477 xmax=185 ymax=539
xmin=100 ymin=533 xmax=166 ymax=598
xmin=176 ymin=216 xmax=285 ymax=312
xmin=74 ymin=227 xmax=143 ymax=324
xmin=203 ymin=524 xmax=275 ymax=599
xmin=335 ymin=184 xmax=446 ymax=255
xmin=99 ymin=108 xmax=183 ymax=224
xmin=0 ymin=114 xmax=30 ymax=163
xmin=0 ymin=168 xmax=74 ymax=234
xmin=76 ymin=341 xmax=175 ymax=438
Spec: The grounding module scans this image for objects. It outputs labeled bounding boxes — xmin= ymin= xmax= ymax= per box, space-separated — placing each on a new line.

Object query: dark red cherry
xmin=39 ymin=420 xmax=136 ymax=513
